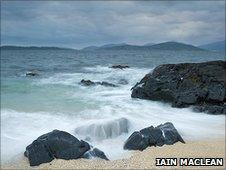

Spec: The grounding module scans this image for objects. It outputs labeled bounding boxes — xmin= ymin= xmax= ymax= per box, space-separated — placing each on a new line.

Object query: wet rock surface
xmin=131 ymin=60 xmax=226 ymax=114
xmin=80 ymin=79 xmax=118 ymax=87
xmin=82 ymin=147 xmax=109 ymax=161
xmin=110 ymin=65 xmax=130 ymax=69
xmin=26 ymin=71 xmax=39 ymax=77
xmin=24 ymin=130 xmax=108 ymax=166
xmin=124 ymin=122 xmax=185 ymax=151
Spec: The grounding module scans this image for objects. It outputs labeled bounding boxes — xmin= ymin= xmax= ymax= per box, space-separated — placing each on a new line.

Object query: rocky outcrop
xmin=24 ymin=130 xmax=108 ymax=166
xmin=124 ymin=122 xmax=185 ymax=151
xmin=131 ymin=60 xmax=226 ymax=114
xmin=80 ymin=79 xmax=118 ymax=87
xmin=193 ymin=104 xmax=226 ymax=115
xmin=110 ymin=65 xmax=130 ymax=69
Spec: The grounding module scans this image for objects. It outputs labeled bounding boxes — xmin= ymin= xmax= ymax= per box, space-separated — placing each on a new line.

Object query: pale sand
xmin=1 ymin=140 xmax=225 ymax=169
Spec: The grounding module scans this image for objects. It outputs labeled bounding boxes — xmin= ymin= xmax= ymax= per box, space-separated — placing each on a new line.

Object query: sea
xmin=1 ymin=49 xmax=225 ymax=162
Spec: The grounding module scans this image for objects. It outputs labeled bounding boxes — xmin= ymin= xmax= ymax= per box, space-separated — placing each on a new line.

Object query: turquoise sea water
xmin=1 ymin=49 xmax=225 ymax=161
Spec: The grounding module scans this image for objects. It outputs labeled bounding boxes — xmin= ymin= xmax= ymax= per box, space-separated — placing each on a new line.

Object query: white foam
xmin=1 ymin=65 xmax=225 ymax=162
xmin=75 ymin=117 xmax=130 ymax=141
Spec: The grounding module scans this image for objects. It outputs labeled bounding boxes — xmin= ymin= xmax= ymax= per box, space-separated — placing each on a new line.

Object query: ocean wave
xmin=35 ymin=65 xmax=151 ymax=87
xmin=1 ymin=65 xmax=225 ymax=162
xmin=75 ymin=117 xmax=130 ymax=141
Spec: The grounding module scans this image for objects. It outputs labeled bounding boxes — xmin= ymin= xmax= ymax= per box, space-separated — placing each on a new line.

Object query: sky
xmin=1 ymin=1 xmax=225 ymax=49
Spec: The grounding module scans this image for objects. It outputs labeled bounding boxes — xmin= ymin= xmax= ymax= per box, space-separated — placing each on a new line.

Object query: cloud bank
xmin=1 ymin=1 xmax=225 ymax=48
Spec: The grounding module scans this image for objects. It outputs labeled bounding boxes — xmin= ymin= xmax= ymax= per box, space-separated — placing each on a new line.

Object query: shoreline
xmin=1 ymin=139 xmax=225 ymax=169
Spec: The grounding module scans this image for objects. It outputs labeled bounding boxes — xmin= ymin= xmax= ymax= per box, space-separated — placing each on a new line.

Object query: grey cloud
xmin=1 ymin=1 xmax=225 ymax=48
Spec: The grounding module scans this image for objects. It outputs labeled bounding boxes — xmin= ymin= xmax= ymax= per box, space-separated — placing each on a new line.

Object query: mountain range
xmin=81 ymin=42 xmax=203 ymax=51
xmin=198 ymin=41 xmax=225 ymax=52
xmin=1 ymin=41 xmax=225 ymax=52
xmin=0 ymin=46 xmax=74 ymax=50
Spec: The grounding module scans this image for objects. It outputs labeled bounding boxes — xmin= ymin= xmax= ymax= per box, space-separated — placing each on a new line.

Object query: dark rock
xmin=110 ymin=65 xmax=130 ymax=69
xmin=81 ymin=79 xmax=95 ymax=86
xmin=24 ymin=130 xmax=90 ymax=166
xmin=157 ymin=122 xmax=185 ymax=145
xmin=97 ymin=81 xmax=118 ymax=87
xmin=24 ymin=140 xmax=54 ymax=166
xmin=82 ymin=148 xmax=109 ymax=160
xmin=124 ymin=122 xmax=185 ymax=151
xmin=26 ymin=71 xmax=39 ymax=77
xmin=131 ymin=60 xmax=226 ymax=114
xmin=140 ymin=126 xmax=165 ymax=147
xmin=123 ymin=131 xmax=149 ymax=151
xmin=80 ymin=79 xmax=117 ymax=87
xmin=193 ymin=104 xmax=226 ymax=115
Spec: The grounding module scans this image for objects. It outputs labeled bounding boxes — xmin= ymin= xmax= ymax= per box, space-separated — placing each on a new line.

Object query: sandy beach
xmin=1 ymin=139 xmax=225 ymax=169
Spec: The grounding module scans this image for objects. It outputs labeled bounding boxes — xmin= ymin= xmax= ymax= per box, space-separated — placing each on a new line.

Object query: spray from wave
xmin=1 ymin=66 xmax=225 ymax=162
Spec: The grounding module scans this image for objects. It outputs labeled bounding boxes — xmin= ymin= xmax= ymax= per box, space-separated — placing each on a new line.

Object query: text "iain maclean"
xmin=156 ymin=158 xmax=224 ymax=166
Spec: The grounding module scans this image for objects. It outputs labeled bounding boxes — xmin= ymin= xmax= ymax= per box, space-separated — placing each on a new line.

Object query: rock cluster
xmin=110 ymin=65 xmax=130 ymax=69
xmin=131 ymin=60 xmax=226 ymax=114
xmin=124 ymin=122 xmax=185 ymax=151
xmin=80 ymin=79 xmax=118 ymax=87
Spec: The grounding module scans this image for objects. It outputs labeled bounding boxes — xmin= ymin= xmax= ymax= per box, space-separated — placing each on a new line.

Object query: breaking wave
xmin=75 ymin=117 xmax=130 ymax=141
xmin=1 ymin=65 xmax=225 ymax=162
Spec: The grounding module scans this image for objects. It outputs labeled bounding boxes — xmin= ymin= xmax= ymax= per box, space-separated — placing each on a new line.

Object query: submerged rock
xmin=110 ymin=65 xmax=130 ymax=69
xmin=118 ymin=79 xmax=129 ymax=85
xmin=26 ymin=71 xmax=39 ymax=77
xmin=75 ymin=117 xmax=129 ymax=141
xmin=124 ymin=122 xmax=185 ymax=151
xmin=131 ymin=60 xmax=226 ymax=114
xmin=24 ymin=130 xmax=108 ymax=166
xmin=97 ymin=81 xmax=118 ymax=87
xmin=80 ymin=79 xmax=118 ymax=87
xmin=82 ymin=147 xmax=109 ymax=160
xmin=80 ymin=79 xmax=95 ymax=86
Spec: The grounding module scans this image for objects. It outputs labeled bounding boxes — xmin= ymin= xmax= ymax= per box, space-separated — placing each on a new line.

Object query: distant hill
xmin=85 ymin=41 xmax=204 ymax=51
xmin=143 ymin=43 xmax=155 ymax=46
xmin=82 ymin=46 xmax=99 ymax=51
xmin=0 ymin=45 xmax=75 ymax=50
xmin=100 ymin=44 xmax=143 ymax=50
xmin=2 ymin=41 xmax=207 ymax=51
xmin=100 ymin=43 xmax=128 ymax=48
xmin=148 ymin=41 xmax=203 ymax=51
xmin=198 ymin=41 xmax=225 ymax=51
xmin=81 ymin=43 xmax=129 ymax=51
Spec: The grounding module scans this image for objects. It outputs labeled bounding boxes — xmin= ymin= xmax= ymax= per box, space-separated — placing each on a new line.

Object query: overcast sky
xmin=1 ymin=1 xmax=225 ymax=49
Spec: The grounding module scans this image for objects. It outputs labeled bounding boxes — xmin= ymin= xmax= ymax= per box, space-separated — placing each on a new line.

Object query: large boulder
xmin=124 ymin=122 xmax=185 ymax=151
xmin=131 ymin=60 xmax=226 ymax=114
xmin=123 ymin=131 xmax=149 ymax=151
xmin=24 ymin=130 xmax=108 ymax=166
